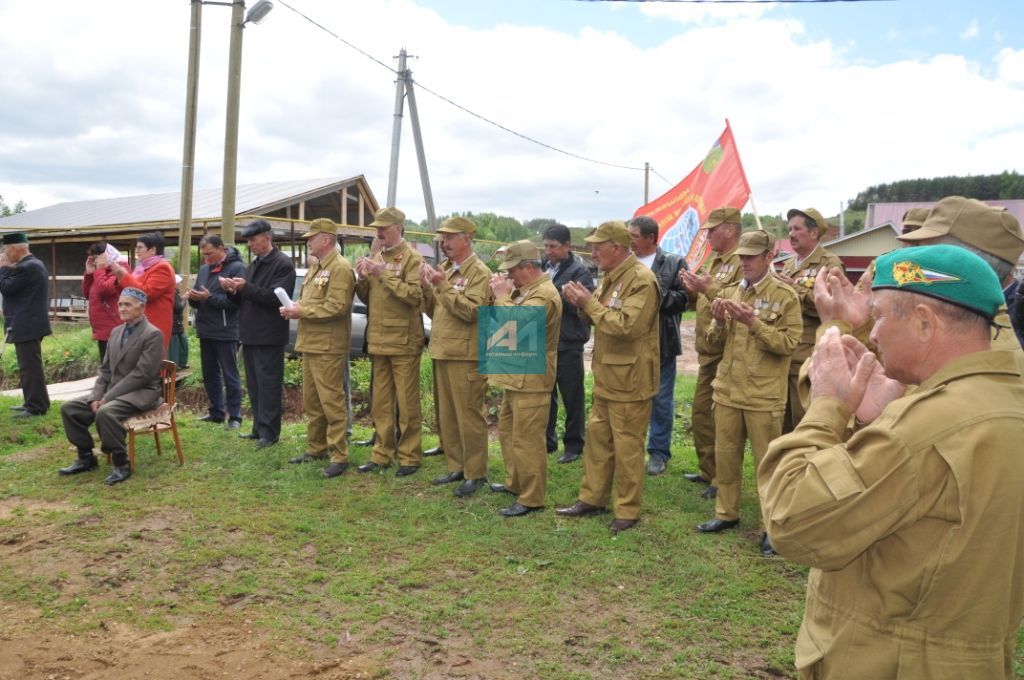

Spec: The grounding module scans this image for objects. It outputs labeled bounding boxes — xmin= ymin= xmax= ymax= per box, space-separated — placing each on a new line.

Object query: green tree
xmin=0 ymin=195 xmax=27 ymax=217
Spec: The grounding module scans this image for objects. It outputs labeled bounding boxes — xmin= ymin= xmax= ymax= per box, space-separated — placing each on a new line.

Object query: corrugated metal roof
xmin=0 ymin=176 xmax=368 ymax=230
xmin=866 ymin=199 xmax=1024 ymax=230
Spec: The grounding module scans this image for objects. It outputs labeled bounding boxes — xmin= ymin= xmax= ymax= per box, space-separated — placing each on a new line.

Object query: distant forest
xmin=847 ymin=170 xmax=1024 ymax=211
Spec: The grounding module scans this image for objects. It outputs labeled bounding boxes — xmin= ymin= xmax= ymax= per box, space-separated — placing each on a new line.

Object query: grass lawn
xmin=2 ymin=362 xmax=1020 ymax=679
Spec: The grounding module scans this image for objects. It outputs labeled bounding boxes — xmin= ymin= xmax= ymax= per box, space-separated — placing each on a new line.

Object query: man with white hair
xmin=57 ymin=288 xmax=164 ymax=485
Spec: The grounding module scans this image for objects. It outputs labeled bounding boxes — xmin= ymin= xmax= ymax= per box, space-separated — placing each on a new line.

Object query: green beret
xmin=872 ymin=244 xmax=1004 ymax=320
xmin=2 ymin=232 xmax=29 ymax=245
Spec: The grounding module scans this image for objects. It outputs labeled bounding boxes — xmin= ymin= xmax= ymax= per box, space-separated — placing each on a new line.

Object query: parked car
xmin=285 ymin=268 xmax=430 ymax=356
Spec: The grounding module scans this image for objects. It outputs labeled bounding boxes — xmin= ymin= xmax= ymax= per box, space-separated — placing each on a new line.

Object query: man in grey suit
xmin=58 ymin=287 xmax=164 ymax=485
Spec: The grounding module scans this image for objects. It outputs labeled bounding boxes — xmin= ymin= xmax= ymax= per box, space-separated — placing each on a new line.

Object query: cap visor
xmin=895 ymin=225 xmax=947 ymax=242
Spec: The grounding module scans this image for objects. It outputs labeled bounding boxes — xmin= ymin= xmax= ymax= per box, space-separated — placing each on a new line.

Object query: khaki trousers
xmin=435 ymin=359 xmax=488 ymax=479
xmin=691 ymin=358 xmax=720 ymax=481
xmin=713 ymin=403 xmax=782 ymax=521
xmin=303 ymin=353 xmax=349 ymax=463
xmin=497 ymin=390 xmax=551 ymax=508
xmin=369 ymin=353 xmax=423 ymax=467
xmin=578 ymin=396 xmax=652 ymax=521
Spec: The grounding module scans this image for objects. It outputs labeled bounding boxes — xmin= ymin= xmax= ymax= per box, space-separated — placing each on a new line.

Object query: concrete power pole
xmin=384 ymin=48 xmax=438 ymax=232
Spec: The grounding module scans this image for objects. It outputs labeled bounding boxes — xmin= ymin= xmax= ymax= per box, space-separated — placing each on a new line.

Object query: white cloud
xmin=960 ymin=18 xmax=980 ymax=40
xmin=1 ymin=0 xmax=1023 ymax=227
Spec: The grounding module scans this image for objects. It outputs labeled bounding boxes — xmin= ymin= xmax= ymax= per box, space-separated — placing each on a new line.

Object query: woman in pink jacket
xmin=81 ymin=242 xmax=125 ymax=361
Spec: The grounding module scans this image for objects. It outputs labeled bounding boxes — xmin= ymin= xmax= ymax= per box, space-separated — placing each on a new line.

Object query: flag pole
xmin=748 ymin=192 xmax=765 ymax=232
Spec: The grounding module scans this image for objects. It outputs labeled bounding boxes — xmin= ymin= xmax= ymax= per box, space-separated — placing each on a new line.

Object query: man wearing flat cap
xmin=556 ymin=220 xmax=660 ymax=533
xmin=760 ymin=245 xmax=1024 ymax=679
xmin=221 ymin=219 xmax=296 ymax=448
xmin=486 ymin=240 xmax=562 ymax=517
xmin=419 ymin=215 xmax=492 ymax=497
xmin=696 ymin=230 xmax=801 ymax=557
xmin=777 ymin=207 xmax=843 ymax=432
xmin=280 ymin=218 xmax=355 ymax=478
xmin=0 ymin=231 xmax=52 ymax=418
xmin=354 ymin=207 xmax=426 ymax=477
xmin=679 ymin=206 xmax=744 ymax=497
xmin=57 ymin=288 xmax=164 ymax=485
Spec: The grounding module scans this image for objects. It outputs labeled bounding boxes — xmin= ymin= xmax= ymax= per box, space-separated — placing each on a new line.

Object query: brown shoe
xmin=610 ymin=518 xmax=638 ymax=533
xmin=554 ymin=500 xmax=606 ymax=518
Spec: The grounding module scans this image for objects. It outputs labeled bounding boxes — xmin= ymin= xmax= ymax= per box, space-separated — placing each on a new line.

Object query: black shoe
xmin=700 ymin=485 xmax=718 ymax=500
xmin=288 ymin=452 xmax=326 ymax=464
xmin=226 ymin=419 xmax=242 ymax=430
xmin=454 ymin=477 xmax=487 ymax=497
xmin=323 ymin=462 xmax=349 ymax=478
xmin=9 ymin=405 xmax=27 ymax=411
xmin=423 ymin=446 xmax=444 ymax=457
xmin=59 ymin=456 xmax=99 ymax=476
xmin=646 ymin=457 xmax=667 ymax=476
xmin=238 ymin=432 xmax=260 ymax=440
xmin=557 ymin=451 xmax=581 ymax=464
xmin=351 ymin=435 xmax=376 ymax=447
xmin=611 ymin=518 xmax=639 ymax=533
xmin=104 ymin=465 xmax=132 ymax=486
xmin=431 ymin=471 xmax=464 ymax=485
xmin=395 ymin=466 xmax=419 ymax=477
xmin=12 ymin=410 xmax=42 ymax=419
xmin=500 ymin=503 xmax=543 ymax=517
xmin=489 ymin=483 xmax=517 ymax=496
xmin=696 ymin=518 xmax=739 ymax=533
xmin=554 ymin=501 xmax=607 ymax=517
xmin=197 ymin=414 xmax=224 ymax=424
xmin=357 ymin=461 xmax=388 ymax=473
xmin=760 ymin=532 xmax=776 ymax=557
xmin=255 ymin=439 xmax=278 ymax=449
xmin=684 ymin=472 xmax=710 ymax=484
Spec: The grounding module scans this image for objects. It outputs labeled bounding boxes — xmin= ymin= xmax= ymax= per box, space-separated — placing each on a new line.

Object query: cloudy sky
xmin=1 ymin=0 xmax=1022 ymax=227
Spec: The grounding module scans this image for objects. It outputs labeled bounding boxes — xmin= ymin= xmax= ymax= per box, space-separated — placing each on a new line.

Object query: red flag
xmin=633 ymin=121 xmax=751 ymax=270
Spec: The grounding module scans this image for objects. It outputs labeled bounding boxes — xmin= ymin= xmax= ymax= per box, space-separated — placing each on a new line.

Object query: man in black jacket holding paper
xmin=220 ymin=220 xmax=296 ymax=447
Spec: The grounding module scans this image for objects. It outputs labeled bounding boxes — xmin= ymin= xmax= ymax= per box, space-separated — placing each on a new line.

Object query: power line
xmin=575 ymin=0 xmax=890 ymax=4
xmin=276 ymin=0 xmax=645 ymax=172
xmin=649 ymin=166 xmax=675 ymax=187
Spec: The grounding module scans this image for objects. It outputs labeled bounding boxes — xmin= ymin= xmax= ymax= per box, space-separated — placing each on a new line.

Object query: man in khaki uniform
xmin=679 ymin=206 xmax=743 ymax=498
xmin=556 ymin=221 xmax=660 ymax=533
xmin=486 ymin=241 xmax=562 ymax=517
xmin=280 ymin=218 xmax=355 ymax=478
xmin=696 ymin=230 xmax=801 ymax=557
xmin=419 ymin=216 xmax=492 ymax=497
xmin=777 ymin=207 xmax=844 ymax=432
xmin=354 ymin=207 xmax=425 ymax=477
xmin=760 ymin=245 xmax=1024 ymax=680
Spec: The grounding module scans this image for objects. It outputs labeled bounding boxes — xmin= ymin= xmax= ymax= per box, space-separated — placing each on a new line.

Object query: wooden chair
xmin=122 ymin=360 xmax=184 ymax=471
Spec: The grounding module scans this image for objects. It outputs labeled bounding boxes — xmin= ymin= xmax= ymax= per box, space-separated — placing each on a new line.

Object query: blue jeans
xmin=647 ymin=357 xmax=676 ymax=460
xmin=200 ymin=339 xmax=242 ymax=422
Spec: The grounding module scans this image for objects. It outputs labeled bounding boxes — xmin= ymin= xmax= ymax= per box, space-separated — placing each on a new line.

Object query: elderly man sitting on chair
xmin=58 ymin=287 xmax=164 ymax=485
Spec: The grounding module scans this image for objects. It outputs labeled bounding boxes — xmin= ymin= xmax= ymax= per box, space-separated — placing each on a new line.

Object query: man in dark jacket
xmin=541 ymin=224 xmax=594 ymax=464
xmin=189 ymin=234 xmax=246 ymax=428
xmin=0 ymin=232 xmax=52 ymax=418
xmin=628 ymin=216 xmax=689 ymax=475
xmin=221 ymin=220 xmax=296 ymax=447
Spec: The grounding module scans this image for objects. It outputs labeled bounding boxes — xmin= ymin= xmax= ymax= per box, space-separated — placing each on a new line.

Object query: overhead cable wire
xmin=649 ymin=167 xmax=674 ymax=187
xmin=276 ymin=0 xmax=645 ymax=172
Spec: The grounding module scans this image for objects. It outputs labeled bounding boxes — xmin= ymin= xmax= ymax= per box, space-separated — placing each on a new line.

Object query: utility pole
xmin=384 ymin=47 xmax=439 ymax=232
xmin=386 ymin=49 xmax=408 ymax=207
xmin=643 ymin=162 xmax=650 ymax=205
xmin=221 ymin=0 xmax=246 ymax=246
xmin=177 ymin=0 xmax=202 ymax=287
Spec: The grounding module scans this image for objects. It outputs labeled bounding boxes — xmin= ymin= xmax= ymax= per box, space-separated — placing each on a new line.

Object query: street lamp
xmin=222 ymin=0 xmax=274 ymax=246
